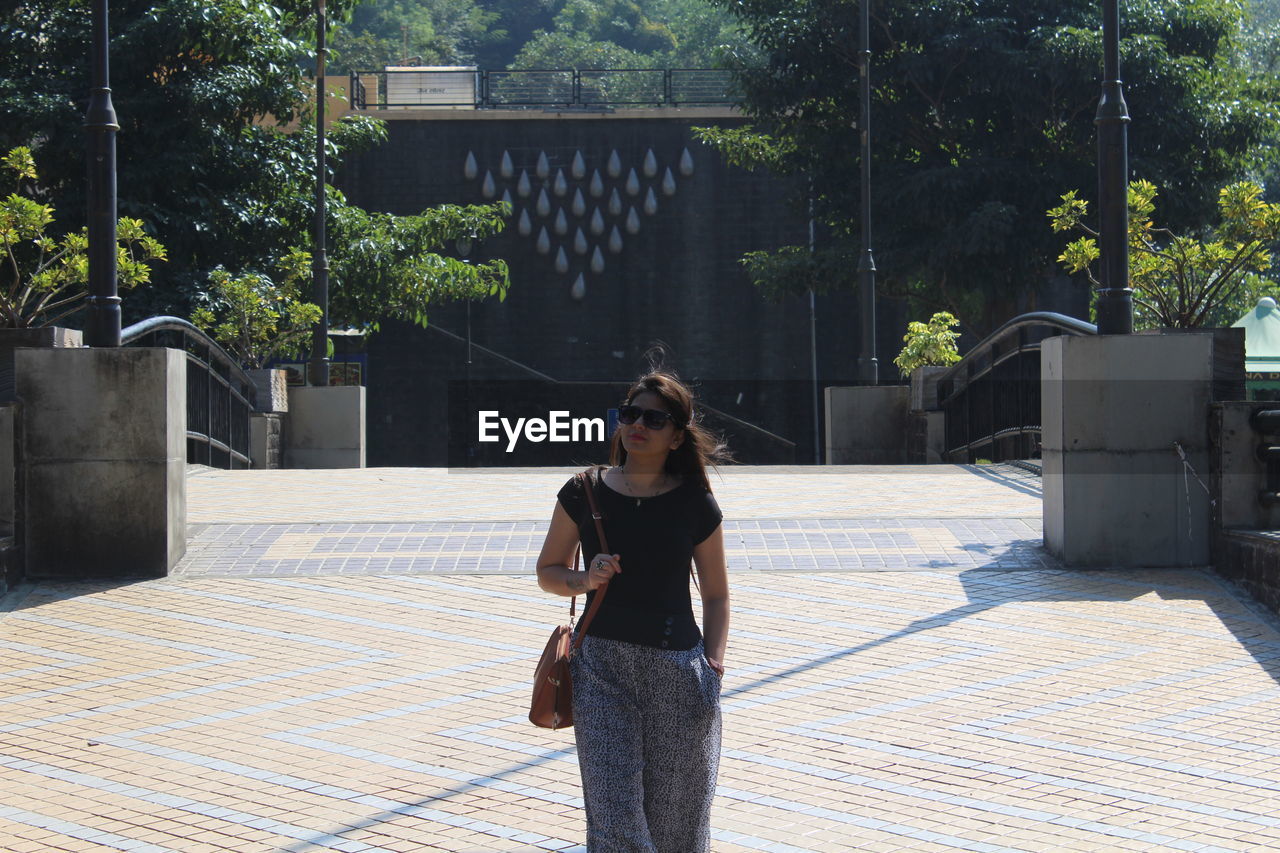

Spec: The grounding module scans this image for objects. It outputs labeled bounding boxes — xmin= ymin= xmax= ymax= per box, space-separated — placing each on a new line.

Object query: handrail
xmin=936 ymin=312 xmax=1097 ymax=387
xmin=122 ymin=316 xmax=250 ymax=380
xmin=936 ymin=311 xmax=1096 ymax=464
xmin=122 ymin=316 xmax=256 ymax=468
xmin=358 ymin=67 xmax=736 ymax=110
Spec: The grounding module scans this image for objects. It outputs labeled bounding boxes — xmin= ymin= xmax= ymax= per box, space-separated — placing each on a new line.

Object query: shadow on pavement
xmin=958 ymin=463 xmax=1044 ymax=499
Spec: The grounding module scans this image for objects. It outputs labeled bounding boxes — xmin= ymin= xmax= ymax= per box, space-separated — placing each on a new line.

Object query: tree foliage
xmin=0 ymin=147 xmax=165 ymax=329
xmin=697 ymin=0 xmax=1280 ymax=332
xmin=892 ymin=311 xmax=962 ymax=377
xmin=0 ymin=0 xmax=509 ymax=340
xmin=328 ymin=0 xmax=497 ymax=71
xmin=325 ymin=0 xmax=750 ymax=71
xmin=191 ymin=250 xmax=322 ymax=369
xmin=1049 ymin=179 xmax=1280 ymax=328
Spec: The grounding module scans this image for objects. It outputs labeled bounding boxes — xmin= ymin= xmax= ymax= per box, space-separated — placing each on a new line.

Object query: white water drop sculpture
xmin=643 ymin=149 xmax=658 ymax=177
xmin=643 ymin=187 xmax=658 ymax=215
xmin=679 ymin=148 xmax=695 ymax=176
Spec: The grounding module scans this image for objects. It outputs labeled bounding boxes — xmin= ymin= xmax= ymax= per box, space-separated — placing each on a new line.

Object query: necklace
xmin=622 ymin=467 xmax=668 ymax=507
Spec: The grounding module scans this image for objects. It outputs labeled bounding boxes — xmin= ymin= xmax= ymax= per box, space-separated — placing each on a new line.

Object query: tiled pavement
xmin=2 ymin=465 xmax=1280 ymax=852
xmin=181 ymin=466 xmax=1050 ymax=577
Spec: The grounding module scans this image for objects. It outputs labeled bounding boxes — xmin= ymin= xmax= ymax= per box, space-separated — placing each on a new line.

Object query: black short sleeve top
xmin=557 ymin=470 xmax=723 ymax=650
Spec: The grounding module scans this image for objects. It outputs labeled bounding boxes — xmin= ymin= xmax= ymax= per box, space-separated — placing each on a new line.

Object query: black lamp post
xmin=456 ymin=233 xmax=478 ymax=465
xmin=1095 ymin=0 xmax=1133 ymax=334
xmin=309 ymin=0 xmax=331 ymax=386
xmin=856 ymin=0 xmax=879 ymax=383
xmin=85 ymin=0 xmax=120 ymax=346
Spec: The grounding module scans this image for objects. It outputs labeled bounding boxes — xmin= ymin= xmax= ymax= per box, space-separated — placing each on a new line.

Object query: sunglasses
xmin=618 ymin=404 xmax=682 ymax=430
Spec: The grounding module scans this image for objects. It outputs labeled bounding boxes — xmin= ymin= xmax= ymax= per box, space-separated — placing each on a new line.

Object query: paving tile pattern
xmin=5 ymin=465 xmax=1278 ymax=851
xmin=186 ymin=465 xmax=1043 ymax=525
xmin=178 ymin=519 xmax=1054 ymax=578
xmin=2 ymin=570 xmax=1279 ymax=852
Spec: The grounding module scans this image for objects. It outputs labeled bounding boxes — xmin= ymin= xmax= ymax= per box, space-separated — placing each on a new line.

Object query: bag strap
xmin=571 ymin=466 xmax=611 ymax=650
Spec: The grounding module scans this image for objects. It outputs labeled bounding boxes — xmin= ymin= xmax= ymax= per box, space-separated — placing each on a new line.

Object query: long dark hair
xmin=608 ymin=370 xmax=731 ymax=492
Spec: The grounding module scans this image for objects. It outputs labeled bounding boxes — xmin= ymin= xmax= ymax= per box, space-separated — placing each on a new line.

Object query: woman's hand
xmin=585 ymin=553 xmax=622 ymax=590
xmin=704 ymin=656 xmax=725 ymax=678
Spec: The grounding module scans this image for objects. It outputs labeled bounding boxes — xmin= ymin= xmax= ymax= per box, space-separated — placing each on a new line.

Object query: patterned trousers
xmin=570 ymin=634 xmax=722 ymax=853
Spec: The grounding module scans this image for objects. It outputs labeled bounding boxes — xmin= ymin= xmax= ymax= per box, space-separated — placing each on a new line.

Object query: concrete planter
xmin=247 ymin=368 xmax=289 ymax=413
xmin=824 ymin=385 xmax=910 ymax=464
xmin=909 ymin=365 xmax=949 ymax=411
xmin=285 ymin=385 xmax=366 ymax=468
xmin=250 ymin=412 xmax=284 ymax=469
xmin=0 ymin=326 xmax=82 ymax=401
xmin=1042 ymin=327 xmax=1244 ymax=568
xmin=16 ymin=347 xmax=187 ymax=579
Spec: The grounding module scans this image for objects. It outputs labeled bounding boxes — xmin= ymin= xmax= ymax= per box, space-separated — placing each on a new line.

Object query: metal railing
xmin=936 ymin=312 xmax=1097 ymax=463
xmin=122 ymin=317 xmax=255 ymax=469
xmin=352 ymin=68 xmax=736 ymax=110
xmin=350 ymin=73 xmax=368 ymax=110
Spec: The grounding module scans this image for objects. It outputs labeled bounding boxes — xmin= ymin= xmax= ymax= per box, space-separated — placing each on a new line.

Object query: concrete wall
xmin=825 ymin=386 xmax=910 ymax=464
xmin=286 ymin=386 xmax=366 ymax=468
xmin=16 ymin=347 xmax=186 ymax=578
xmin=1042 ymin=332 xmax=1233 ymax=568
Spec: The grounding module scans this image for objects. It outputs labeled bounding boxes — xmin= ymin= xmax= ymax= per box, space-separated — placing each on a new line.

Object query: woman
xmin=535 ymin=370 xmax=730 ymax=853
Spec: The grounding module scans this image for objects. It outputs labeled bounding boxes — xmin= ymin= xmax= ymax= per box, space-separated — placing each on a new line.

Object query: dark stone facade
xmin=340 ymin=111 xmax=903 ymax=466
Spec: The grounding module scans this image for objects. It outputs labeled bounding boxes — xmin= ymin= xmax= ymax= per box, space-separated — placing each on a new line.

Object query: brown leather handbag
xmin=530 ymin=467 xmax=611 ymax=730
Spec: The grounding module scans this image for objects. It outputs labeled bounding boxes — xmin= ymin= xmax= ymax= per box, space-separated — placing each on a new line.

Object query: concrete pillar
xmin=285 ymin=385 xmax=366 ymax=468
xmin=16 ymin=347 xmax=186 ymax=578
xmin=250 ymin=413 xmax=284 ymax=469
xmin=825 ymin=386 xmax=909 ymax=464
xmin=1042 ymin=332 xmax=1229 ymax=567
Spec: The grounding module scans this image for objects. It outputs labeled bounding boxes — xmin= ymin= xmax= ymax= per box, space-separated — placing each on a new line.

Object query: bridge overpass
xmin=0 ymin=464 xmax=1277 ymax=851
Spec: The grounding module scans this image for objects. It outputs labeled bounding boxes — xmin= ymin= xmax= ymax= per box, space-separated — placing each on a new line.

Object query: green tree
xmin=0 ymin=147 xmax=165 ymax=328
xmin=1 ymin=0 xmax=509 ymax=331
xmin=191 ymin=250 xmax=322 ymax=369
xmin=507 ymin=0 xmax=750 ymax=69
xmin=892 ymin=311 xmax=962 ymax=377
xmin=1049 ymin=179 xmax=1280 ymax=329
xmin=695 ymin=0 xmax=1280 ymax=333
xmin=328 ymin=0 xmax=496 ymax=71
xmin=471 ymin=0 xmax=560 ymax=69
xmin=512 ymin=0 xmax=674 ymax=69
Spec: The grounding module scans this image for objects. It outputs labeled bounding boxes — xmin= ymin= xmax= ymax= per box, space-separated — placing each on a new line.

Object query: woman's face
xmin=619 ymin=390 xmax=684 ymax=458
